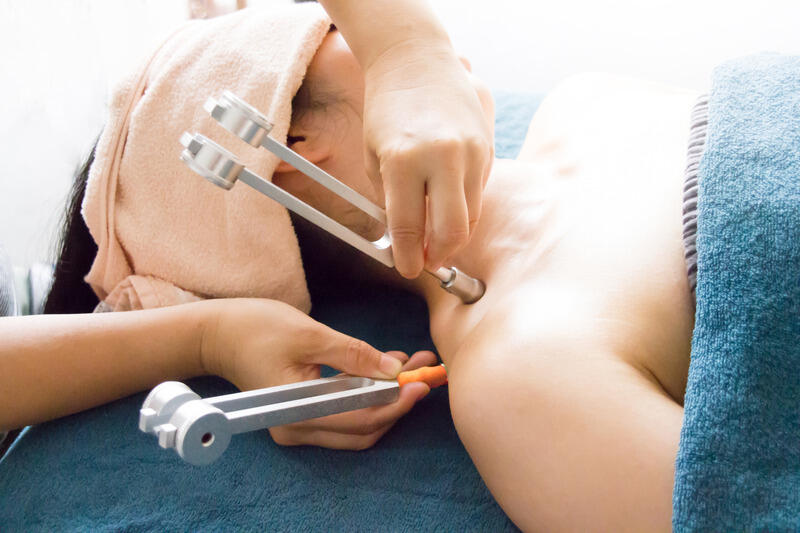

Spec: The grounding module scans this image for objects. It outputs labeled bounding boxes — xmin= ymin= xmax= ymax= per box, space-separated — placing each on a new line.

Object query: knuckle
xmin=296 ymin=322 xmax=326 ymax=353
xmin=432 ymin=138 xmax=462 ymax=157
xmin=469 ymin=135 xmax=491 ymax=154
xmin=378 ymin=143 xmax=418 ymax=168
xmin=344 ymin=338 xmax=376 ymax=371
xmin=388 ymin=223 xmax=424 ymax=245
xmin=430 ymin=224 xmax=470 ymax=247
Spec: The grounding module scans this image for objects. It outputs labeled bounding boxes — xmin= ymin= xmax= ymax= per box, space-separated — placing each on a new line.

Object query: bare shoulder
xmin=518 ymin=72 xmax=700 ymax=163
xmin=445 ymin=285 xmax=682 ymax=531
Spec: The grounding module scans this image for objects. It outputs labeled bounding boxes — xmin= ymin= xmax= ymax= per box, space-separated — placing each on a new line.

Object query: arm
xmin=0 ymin=303 xmax=206 ymax=431
xmin=0 ymin=299 xmax=432 ymax=451
xmin=318 ymin=0 xmax=494 ymax=278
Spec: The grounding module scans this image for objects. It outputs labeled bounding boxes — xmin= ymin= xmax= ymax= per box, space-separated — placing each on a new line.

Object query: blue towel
xmin=0 ymin=92 xmax=541 ymax=532
xmin=673 ymin=55 xmax=800 ymax=531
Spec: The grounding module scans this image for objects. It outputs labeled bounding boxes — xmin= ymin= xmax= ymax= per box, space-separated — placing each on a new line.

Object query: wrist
xmin=364 ymin=33 xmax=454 ymax=73
xmin=320 ymin=0 xmax=452 ymax=72
xmin=364 ymin=37 xmax=457 ymax=80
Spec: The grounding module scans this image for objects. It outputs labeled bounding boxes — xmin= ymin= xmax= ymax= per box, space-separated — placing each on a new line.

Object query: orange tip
xmin=397 ymin=364 xmax=448 ymax=389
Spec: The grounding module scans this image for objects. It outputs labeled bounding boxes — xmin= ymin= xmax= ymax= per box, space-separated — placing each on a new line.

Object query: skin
xmin=278 ymin=32 xmax=698 ymax=531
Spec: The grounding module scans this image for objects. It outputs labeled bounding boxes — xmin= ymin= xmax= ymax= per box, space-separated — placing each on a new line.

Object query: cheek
xmin=327 ymin=125 xmax=379 ymax=202
xmin=272 ymin=173 xmax=310 ymax=200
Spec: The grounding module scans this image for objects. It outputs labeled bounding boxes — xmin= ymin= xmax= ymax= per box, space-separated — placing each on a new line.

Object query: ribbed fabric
xmin=681 ymin=94 xmax=708 ymax=295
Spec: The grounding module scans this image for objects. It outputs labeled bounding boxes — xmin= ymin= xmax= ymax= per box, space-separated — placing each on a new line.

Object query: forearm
xmin=0 ymin=302 xmax=211 ymax=431
xmin=317 ymin=0 xmax=452 ymax=71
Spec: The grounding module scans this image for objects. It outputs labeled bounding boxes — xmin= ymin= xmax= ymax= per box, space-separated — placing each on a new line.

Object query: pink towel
xmin=82 ymin=4 xmax=332 ymax=313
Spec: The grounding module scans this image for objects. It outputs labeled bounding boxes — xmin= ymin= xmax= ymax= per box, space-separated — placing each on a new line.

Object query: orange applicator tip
xmin=397 ymin=364 xmax=448 ymax=389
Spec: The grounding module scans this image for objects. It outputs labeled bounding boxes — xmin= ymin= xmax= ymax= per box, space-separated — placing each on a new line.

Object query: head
xmin=276 ymin=28 xmax=376 ymax=238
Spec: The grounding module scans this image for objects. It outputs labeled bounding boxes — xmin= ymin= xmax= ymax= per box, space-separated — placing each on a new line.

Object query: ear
xmin=274 ymin=129 xmax=332 ymax=174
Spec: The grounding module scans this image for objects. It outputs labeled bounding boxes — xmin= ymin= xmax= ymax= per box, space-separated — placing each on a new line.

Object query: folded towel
xmin=83 ymin=4 xmax=333 ymax=312
xmin=673 ymin=54 xmax=800 ymax=531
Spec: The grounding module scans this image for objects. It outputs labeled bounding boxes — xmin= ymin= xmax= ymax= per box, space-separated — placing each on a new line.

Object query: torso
xmin=418 ymin=74 xmax=699 ymax=403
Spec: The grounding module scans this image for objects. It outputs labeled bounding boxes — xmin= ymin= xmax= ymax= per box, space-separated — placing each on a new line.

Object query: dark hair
xmin=44 ymin=144 xmax=100 ymax=314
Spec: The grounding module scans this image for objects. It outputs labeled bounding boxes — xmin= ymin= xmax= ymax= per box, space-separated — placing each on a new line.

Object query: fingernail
xmin=379 ymin=355 xmax=403 ymax=377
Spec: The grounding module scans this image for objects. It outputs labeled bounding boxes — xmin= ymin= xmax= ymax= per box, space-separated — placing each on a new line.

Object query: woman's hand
xmin=363 ymin=41 xmax=495 ymax=278
xmin=200 ymin=298 xmax=436 ymax=450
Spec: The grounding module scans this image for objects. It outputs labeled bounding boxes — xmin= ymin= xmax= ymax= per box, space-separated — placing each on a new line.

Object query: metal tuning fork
xmin=140 ymin=365 xmax=448 ymax=465
xmin=139 ymin=376 xmax=400 ymax=465
xmin=180 ymin=90 xmax=485 ymax=304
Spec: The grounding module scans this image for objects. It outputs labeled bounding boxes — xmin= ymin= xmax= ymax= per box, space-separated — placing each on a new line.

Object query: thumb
xmin=312 ymin=329 xmax=403 ymax=379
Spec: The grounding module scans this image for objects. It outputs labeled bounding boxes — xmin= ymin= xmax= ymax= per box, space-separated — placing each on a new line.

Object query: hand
xmin=363 ymin=41 xmax=495 ymax=278
xmin=200 ymin=298 xmax=437 ymax=449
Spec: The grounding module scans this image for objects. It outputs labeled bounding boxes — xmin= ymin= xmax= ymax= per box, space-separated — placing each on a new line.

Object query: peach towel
xmin=83 ymin=4 xmax=332 ymax=313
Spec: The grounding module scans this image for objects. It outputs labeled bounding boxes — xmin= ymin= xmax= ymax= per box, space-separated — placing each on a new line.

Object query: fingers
xmin=305 ymin=326 xmax=402 ymax=379
xmin=381 ymin=138 xmax=489 ymax=276
xmin=271 ymin=426 xmax=390 ymax=451
xmin=383 ymin=159 xmax=426 ymax=278
xmin=425 ymin=159 xmax=470 ymax=271
xmin=384 ymin=350 xmax=410 ymax=365
xmin=361 ymin=52 xmax=494 ymax=281
xmin=269 ymin=381 xmax=430 ymax=449
xmin=400 ymin=350 xmax=439 ymax=371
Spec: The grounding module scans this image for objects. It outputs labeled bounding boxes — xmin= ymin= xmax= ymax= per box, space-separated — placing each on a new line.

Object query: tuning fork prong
xmin=179 ymin=132 xmax=395 ymax=267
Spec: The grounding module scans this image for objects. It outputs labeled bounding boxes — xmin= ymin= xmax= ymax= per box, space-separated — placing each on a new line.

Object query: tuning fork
xmin=179 ymin=90 xmax=485 ymax=304
xmin=140 ymin=366 xmax=447 ymax=465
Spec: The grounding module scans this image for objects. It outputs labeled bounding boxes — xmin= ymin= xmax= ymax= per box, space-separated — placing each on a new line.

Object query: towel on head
xmin=82 ymin=4 xmax=333 ymax=313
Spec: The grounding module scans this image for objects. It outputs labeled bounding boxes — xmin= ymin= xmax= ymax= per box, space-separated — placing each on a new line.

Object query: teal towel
xmin=673 ymin=55 xmax=800 ymax=531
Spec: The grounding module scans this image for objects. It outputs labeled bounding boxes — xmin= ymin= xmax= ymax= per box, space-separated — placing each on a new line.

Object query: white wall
xmin=2 ymin=0 xmax=799 ymax=269
xmin=432 ymin=0 xmax=800 ymax=92
xmin=0 ymin=0 xmax=188 ymax=269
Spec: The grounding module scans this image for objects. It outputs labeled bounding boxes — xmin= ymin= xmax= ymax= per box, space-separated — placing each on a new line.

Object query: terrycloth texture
xmin=83 ymin=5 xmax=332 ymax=313
xmin=673 ymin=54 xmax=800 ymax=531
xmin=0 ymin=92 xmax=540 ymax=532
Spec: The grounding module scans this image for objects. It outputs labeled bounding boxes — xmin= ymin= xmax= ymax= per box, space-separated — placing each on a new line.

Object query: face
xmin=274 ymin=29 xmax=494 ymax=241
xmin=274 ymin=30 xmax=380 ymax=238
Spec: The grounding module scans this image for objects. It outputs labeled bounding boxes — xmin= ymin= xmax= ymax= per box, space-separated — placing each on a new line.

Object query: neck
xmin=301 ymin=157 xmax=563 ymax=356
